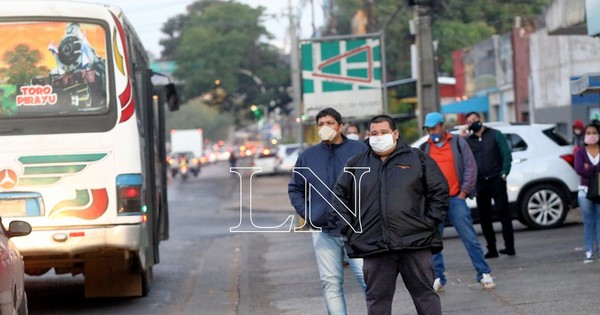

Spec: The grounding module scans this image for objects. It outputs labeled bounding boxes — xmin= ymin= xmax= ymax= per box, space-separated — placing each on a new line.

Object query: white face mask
xmin=318 ymin=125 xmax=337 ymax=141
xmin=346 ymin=133 xmax=360 ymax=141
xmin=369 ymin=134 xmax=396 ymax=152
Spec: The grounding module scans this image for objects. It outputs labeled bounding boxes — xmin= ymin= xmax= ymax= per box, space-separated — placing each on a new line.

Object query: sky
xmin=75 ymin=0 xmax=325 ymax=58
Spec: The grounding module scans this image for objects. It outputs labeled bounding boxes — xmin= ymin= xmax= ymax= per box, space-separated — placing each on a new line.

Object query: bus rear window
xmin=0 ymin=21 xmax=108 ymax=118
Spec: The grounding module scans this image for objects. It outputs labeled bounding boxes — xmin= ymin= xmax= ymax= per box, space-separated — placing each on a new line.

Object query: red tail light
xmin=560 ymin=154 xmax=575 ymax=168
xmin=117 ymin=186 xmax=141 ymax=214
xmin=119 ymin=186 xmax=140 ymax=199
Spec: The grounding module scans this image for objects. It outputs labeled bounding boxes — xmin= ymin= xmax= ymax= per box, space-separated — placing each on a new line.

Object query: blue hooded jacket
xmin=288 ymin=136 xmax=367 ymax=236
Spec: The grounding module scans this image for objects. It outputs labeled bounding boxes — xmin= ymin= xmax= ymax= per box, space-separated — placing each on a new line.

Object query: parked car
xmin=275 ymin=143 xmax=303 ymax=174
xmin=0 ymin=217 xmax=32 ymax=314
xmin=252 ymin=148 xmax=279 ymax=176
xmin=412 ymin=123 xmax=579 ymax=229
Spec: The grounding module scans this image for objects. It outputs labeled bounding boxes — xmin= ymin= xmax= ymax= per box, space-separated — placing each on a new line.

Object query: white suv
xmin=412 ymin=123 xmax=579 ymax=229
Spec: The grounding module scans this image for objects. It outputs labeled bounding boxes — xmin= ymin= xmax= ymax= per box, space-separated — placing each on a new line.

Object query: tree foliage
xmin=327 ymin=0 xmax=549 ymax=78
xmin=160 ymin=0 xmax=291 ymax=129
xmin=0 ymin=44 xmax=49 ymax=85
xmin=165 ymin=96 xmax=232 ymax=141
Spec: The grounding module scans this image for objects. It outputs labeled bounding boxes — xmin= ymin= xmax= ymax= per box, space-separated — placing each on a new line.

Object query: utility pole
xmin=289 ymin=0 xmax=304 ymax=144
xmin=413 ymin=2 xmax=439 ymax=131
xmin=366 ymin=0 xmax=373 ymax=33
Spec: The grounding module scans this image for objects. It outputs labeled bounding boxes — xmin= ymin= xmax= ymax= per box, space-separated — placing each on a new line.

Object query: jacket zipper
xmin=377 ymin=149 xmax=406 ymax=244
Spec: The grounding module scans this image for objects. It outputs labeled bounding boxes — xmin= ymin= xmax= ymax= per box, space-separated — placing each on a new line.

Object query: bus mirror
xmin=165 ymin=83 xmax=180 ymax=111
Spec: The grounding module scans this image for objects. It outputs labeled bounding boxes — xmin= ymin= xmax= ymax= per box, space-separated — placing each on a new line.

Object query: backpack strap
xmin=452 ymin=135 xmax=462 ymax=158
xmin=419 ymin=141 xmax=430 ymax=153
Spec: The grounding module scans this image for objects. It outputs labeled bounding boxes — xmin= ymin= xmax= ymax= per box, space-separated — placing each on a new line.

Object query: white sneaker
xmin=584 ymin=251 xmax=593 ymax=264
xmin=480 ymin=273 xmax=496 ymax=290
xmin=433 ymin=278 xmax=445 ymax=292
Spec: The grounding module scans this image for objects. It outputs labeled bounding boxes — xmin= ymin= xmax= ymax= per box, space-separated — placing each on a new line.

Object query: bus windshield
xmin=0 ymin=20 xmax=109 ymax=118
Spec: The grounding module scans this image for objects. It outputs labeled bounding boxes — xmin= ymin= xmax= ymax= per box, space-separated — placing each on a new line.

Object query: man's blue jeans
xmin=578 ymin=189 xmax=600 ymax=255
xmin=433 ymin=196 xmax=491 ymax=284
xmin=312 ymin=231 xmax=366 ymax=315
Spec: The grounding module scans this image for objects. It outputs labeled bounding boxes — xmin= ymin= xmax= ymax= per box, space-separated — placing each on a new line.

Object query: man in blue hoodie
xmin=288 ymin=107 xmax=368 ymax=315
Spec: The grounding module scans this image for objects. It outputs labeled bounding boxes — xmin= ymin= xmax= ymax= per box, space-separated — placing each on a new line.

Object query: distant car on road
xmin=168 ymin=151 xmax=200 ymax=178
xmin=0 ymin=217 xmax=32 ymax=314
xmin=275 ymin=143 xmax=303 ymax=174
xmin=412 ymin=123 xmax=579 ymax=229
xmin=252 ymin=148 xmax=279 ymax=176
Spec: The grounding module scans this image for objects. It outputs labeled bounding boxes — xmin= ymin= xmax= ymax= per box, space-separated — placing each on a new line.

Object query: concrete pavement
xmin=229 ymin=172 xmax=600 ymax=314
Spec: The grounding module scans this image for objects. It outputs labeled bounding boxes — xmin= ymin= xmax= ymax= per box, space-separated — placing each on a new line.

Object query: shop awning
xmin=441 ymin=96 xmax=489 ymax=114
xmin=570 ymin=73 xmax=600 ymax=95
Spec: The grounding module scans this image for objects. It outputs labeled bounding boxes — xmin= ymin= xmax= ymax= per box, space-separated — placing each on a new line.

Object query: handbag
xmin=586 ymin=171 xmax=600 ymax=203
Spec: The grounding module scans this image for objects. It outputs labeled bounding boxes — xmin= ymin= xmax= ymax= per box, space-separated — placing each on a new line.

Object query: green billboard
xmin=301 ymin=34 xmax=384 ymax=119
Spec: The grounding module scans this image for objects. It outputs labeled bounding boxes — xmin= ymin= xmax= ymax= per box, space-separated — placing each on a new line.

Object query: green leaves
xmin=172 ymin=1 xmax=269 ymax=100
xmin=165 ymin=97 xmax=233 ymax=141
xmin=160 ymin=0 xmax=291 ymax=129
xmin=328 ymin=0 xmax=548 ymax=77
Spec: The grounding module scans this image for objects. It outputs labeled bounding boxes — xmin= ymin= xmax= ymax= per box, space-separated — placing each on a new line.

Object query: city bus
xmin=0 ymin=1 xmax=179 ymax=297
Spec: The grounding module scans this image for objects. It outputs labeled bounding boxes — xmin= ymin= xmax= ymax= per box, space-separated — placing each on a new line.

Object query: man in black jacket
xmin=333 ymin=115 xmax=449 ymax=315
xmin=464 ymin=112 xmax=515 ymax=258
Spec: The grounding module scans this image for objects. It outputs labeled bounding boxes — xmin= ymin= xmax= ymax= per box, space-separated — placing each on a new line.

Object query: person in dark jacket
xmin=421 ymin=112 xmax=495 ymax=292
xmin=464 ymin=112 xmax=515 ymax=258
xmin=574 ymin=123 xmax=600 ymax=263
xmin=572 ymin=119 xmax=585 ymax=149
xmin=333 ymin=115 xmax=449 ymax=315
xmin=288 ymin=107 xmax=367 ymax=315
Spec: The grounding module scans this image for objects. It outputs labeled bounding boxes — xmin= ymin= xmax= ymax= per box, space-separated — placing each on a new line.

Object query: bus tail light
xmin=116 ymin=174 xmax=143 ymax=215
xmin=117 ymin=185 xmax=141 ymax=214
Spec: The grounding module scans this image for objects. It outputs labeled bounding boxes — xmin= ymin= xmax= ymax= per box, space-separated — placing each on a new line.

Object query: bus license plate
xmin=0 ymin=199 xmax=27 ymax=217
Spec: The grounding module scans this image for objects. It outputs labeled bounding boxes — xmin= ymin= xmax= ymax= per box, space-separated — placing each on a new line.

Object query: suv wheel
xmin=520 ymin=184 xmax=568 ymax=229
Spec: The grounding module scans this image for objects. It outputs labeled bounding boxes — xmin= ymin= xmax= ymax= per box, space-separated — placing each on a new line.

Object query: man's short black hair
xmin=465 ymin=111 xmax=480 ymax=119
xmin=315 ymin=107 xmax=343 ymax=124
xmin=369 ymin=115 xmax=396 ymax=131
xmin=346 ymin=122 xmax=360 ymax=132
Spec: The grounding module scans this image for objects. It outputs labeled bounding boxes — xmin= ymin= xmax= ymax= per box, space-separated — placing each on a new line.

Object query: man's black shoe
xmin=499 ymin=248 xmax=516 ymax=256
xmin=484 ymin=251 xmax=499 ymax=259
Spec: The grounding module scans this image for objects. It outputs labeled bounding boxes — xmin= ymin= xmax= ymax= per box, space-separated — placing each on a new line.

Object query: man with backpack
xmin=333 ymin=115 xmax=449 ymax=315
xmin=421 ymin=112 xmax=496 ymax=292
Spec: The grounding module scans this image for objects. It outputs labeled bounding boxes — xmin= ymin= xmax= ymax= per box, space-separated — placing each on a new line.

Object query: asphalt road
xmin=22 ymin=161 xmax=600 ymax=314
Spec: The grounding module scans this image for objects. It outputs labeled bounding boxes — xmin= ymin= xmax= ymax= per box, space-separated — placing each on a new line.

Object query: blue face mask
xmin=430 ymin=133 xmax=442 ymax=143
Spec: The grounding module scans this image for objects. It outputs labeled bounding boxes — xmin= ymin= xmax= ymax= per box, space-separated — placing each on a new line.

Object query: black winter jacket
xmin=332 ymin=139 xmax=449 ymax=258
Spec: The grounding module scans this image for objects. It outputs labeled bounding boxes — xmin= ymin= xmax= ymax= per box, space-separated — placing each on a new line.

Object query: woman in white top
xmin=574 ymin=123 xmax=600 ymax=263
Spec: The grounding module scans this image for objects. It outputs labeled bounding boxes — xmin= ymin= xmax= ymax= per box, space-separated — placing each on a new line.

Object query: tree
xmin=327 ymin=0 xmax=549 ymax=78
xmin=431 ymin=0 xmax=549 ymax=74
xmin=161 ymin=0 xmax=291 ymax=128
xmin=165 ymin=96 xmax=233 ymax=141
xmin=173 ymin=1 xmax=269 ymax=98
xmin=0 ymin=44 xmax=50 ymax=85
